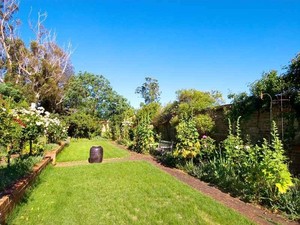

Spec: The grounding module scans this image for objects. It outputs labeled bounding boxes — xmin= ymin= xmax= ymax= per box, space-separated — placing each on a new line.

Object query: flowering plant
xmin=174 ymin=115 xmax=200 ymax=159
xmin=44 ymin=112 xmax=68 ymax=143
xmin=0 ymin=98 xmax=23 ymax=164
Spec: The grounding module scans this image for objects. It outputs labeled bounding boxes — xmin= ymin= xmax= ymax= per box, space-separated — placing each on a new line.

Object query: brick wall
xmin=211 ymin=104 xmax=300 ymax=175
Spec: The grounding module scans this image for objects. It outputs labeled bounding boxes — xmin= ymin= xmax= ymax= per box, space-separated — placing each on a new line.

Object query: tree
xmin=14 ymin=12 xmax=73 ymax=112
xmin=0 ymin=0 xmax=19 ymax=81
xmin=282 ymin=53 xmax=300 ymax=113
xmin=176 ymin=89 xmax=220 ymax=116
xmin=0 ymin=3 xmax=74 ymax=112
xmin=64 ymin=72 xmax=115 ymax=118
xmin=250 ymin=70 xmax=283 ymax=97
xmin=283 ymin=53 xmax=300 ymax=90
xmin=135 ymin=77 xmax=161 ymax=105
xmin=63 ymin=72 xmax=133 ymax=139
xmin=174 ymin=89 xmax=220 ymax=134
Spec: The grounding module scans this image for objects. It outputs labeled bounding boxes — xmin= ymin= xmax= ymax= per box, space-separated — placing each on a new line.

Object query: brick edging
xmin=0 ymin=141 xmax=67 ymax=224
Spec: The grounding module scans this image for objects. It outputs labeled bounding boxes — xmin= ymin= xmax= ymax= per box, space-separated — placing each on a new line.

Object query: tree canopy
xmin=64 ymin=71 xmax=131 ymax=119
xmin=135 ymin=77 xmax=161 ymax=105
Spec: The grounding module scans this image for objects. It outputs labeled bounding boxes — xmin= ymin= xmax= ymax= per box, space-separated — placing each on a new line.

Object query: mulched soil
xmin=55 ymin=146 xmax=299 ymax=225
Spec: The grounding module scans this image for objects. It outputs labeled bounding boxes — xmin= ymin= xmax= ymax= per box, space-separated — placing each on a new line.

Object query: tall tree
xmin=0 ymin=0 xmax=19 ymax=81
xmin=135 ymin=77 xmax=161 ymax=105
xmin=14 ymin=12 xmax=73 ymax=112
xmin=0 ymin=2 xmax=73 ymax=112
xmin=64 ymin=72 xmax=132 ymax=119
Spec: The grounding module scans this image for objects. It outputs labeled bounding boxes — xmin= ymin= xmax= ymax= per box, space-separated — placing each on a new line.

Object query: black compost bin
xmin=88 ymin=146 xmax=103 ymax=163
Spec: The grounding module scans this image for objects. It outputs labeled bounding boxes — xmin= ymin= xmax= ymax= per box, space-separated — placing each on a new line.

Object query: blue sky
xmin=17 ymin=0 xmax=300 ymax=108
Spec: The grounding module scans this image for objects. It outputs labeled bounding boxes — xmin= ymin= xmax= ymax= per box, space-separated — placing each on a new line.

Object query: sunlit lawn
xmin=9 ymin=161 xmax=255 ymax=225
xmin=56 ymin=138 xmax=129 ymax=162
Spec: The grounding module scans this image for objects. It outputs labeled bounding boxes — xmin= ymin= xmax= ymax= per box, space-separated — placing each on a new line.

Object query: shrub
xmin=156 ymin=151 xmax=179 ymax=168
xmin=133 ymin=115 xmax=155 ymax=153
xmin=64 ymin=111 xmax=100 ymax=138
xmin=272 ymin=178 xmax=300 ymax=221
xmin=0 ymin=156 xmax=42 ymax=192
xmin=173 ymin=114 xmax=200 ymax=159
xmin=44 ymin=113 xmax=68 ymax=143
xmin=180 ymin=118 xmax=297 ymax=220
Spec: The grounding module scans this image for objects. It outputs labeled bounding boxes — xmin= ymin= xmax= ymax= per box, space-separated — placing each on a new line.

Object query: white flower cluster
xmin=122 ymin=120 xmax=133 ymax=127
xmin=1 ymin=102 xmax=68 ymax=143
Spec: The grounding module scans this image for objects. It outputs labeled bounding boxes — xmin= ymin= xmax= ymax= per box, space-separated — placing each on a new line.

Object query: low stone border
xmin=0 ymin=141 xmax=67 ymax=224
xmin=44 ymin=141 xmax=67 ymax=165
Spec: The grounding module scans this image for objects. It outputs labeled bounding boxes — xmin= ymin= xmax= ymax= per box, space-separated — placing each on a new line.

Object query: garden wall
xmin=157 ymin=103 xmax=300 ymax=175
xmin=212 ymin=103 xmax=300 ymax=175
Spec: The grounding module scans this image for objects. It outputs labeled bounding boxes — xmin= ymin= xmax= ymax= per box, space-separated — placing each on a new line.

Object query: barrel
xmin=88 ymin=146 xmax=103 ymax=163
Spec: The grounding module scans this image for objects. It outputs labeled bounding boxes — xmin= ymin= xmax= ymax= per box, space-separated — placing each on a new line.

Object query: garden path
xmin=55 ymin=148 xmax=299 ymax=225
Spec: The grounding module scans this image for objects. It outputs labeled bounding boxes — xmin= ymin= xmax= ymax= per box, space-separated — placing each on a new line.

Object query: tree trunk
xmin=29 ymin=139 xmax=33 ymax=156
xmin=6 ymin=145 xmax=11 ymax=167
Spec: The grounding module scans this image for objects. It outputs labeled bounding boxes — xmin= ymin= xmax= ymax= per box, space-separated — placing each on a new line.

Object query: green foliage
xmin=64 ymin=111 xmax=100 ymax=138
xmin=282 ymin=53 xmax=300 ymax=114
xmin=174 ymin=118 xmax=297 ymax=220
xmin=119 ymin=110 xmax=134 ymax=142
xmin=250 ymin=70 xmax=283 ymax=97
xmin=272 ymin=178 xmax=300 ymax=221
xmin=133 ymin=115 xmax=155 ymax=153
xmin=220 ymin=119 xmax=293 ymax=198
xmin=0 ymin=83 xmax=24 ymax=102
xmin=227 ymin=92 xmax=258 ymax=121
xmin=152 ymin=101 xmax=177 ymax=127
xmin=283 ymin=52 xmax=300 ymax=91
xmin=155 ymin=151 xmax=179 ymax=168
xmin=0 ymin=156 xmax=42 ymax=192
xmin=109 ymin=104 xmax=134 ymax=141
xmin=135 ymin=77 xmax=161 ymax=105
xmin=174 ymin=114 xmax=200 ymax=159
xmin=44 ymin=114 xmax=68 ymax=143
xmin=0 ymin=97 xmax=23 ymax=164
xmin=176 ymin=89 xmax=218 ymax=115
xmin=194 ymin=114 xmax=214 ymax=134
xmin=136 ymin=102 xmax=161 ymax=121
xmin=64 ymin=72 xmax=114 ymax=118
xmin=153 ymin=89 xmax=219 ymax=142
xmin=64 ymin=72 xmax=133 ymax=141
xmin=198 ymin=135 xmax=216 ymax=160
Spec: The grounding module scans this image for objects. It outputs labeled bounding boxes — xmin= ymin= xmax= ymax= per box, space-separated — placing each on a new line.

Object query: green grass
xmin=9 ymin=161 xmax=255 ymax=225
xmin=56 ymin=138 xmax=129 ymax=162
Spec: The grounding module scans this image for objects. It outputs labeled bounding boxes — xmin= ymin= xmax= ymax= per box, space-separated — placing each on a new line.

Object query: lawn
xmin=56 ymin=138 xmax=129 ymax=162
xmin=9 ymin=161 xmax=255 ymax=225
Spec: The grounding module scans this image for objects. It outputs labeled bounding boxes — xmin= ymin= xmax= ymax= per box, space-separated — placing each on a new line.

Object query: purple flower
xmin=202 ymin=135 xmax=207 ymax=139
